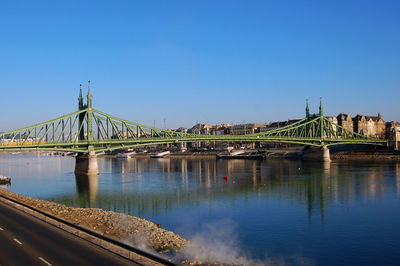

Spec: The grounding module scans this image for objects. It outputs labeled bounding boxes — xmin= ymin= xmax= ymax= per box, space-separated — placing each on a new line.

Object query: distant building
xmin=188 ymin=123 xmax=216 ymax=149
xmin=230 ymin=123 xmax=266 ymax=135
xmin=189 ymin=123 xmax=214 ymax=135
xmin=259 ymin=119 xmax=301 ymax=133
xmin=229 ymin=123 xmax=266 ymax=149
xmin=353 ymin=114 xmax=368 ymax=135
xmin=368 ymin=113 xmax=385 ymax=139
xmin=178 ymin=111 xmax=395 ymax=151
xmin=215 ymin=123 xmax=230 ymax=135
xmin=337 ymin=113 xmax=354 ymax=132
xmin=176 ymin=127 xmax=188 ymax=133
xmin=352 ymin=113 xmax=385 ymax=138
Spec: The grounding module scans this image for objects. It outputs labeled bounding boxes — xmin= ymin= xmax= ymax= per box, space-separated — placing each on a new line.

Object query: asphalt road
xmin=0 ymin=200 xmax=139 ymax=266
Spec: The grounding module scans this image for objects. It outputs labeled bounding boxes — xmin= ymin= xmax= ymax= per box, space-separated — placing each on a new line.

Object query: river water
xmin=1 ymin=152 xmax=400 ymax=265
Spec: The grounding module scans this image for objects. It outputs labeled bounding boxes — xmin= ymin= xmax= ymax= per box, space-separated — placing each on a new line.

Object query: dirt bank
xmin=0 ymin=188 xmax=188 ymax=253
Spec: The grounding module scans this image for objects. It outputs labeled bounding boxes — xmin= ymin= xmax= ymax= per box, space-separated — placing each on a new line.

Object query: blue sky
xmin=0 ymin=0 xmax=399 ymax=130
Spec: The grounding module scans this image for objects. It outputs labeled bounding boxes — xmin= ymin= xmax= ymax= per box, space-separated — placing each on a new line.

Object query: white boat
xmin=151 ymin=151 xmax=170 ymax=158
xmin=230 ymin=150 xmax=246 ymax=156
xmin=0 ymin=175 xmax=11 ymax=184
xmin=116 ymin=151 xmax=136 ymax=158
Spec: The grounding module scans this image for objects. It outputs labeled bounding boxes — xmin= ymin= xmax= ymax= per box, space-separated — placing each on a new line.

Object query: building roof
xmin=337 ymin=113 xmax=352 ymax=121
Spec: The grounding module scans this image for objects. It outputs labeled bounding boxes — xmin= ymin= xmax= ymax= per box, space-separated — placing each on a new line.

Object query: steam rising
xmin=118 ymin=214 xmax=313 ymax=265
xmin=179 ymin=219 xmax=313 ymax=266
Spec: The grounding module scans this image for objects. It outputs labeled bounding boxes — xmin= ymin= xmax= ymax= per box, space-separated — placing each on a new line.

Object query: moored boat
xmin=0 ymin=175 xmax=11 ymax=184
xmin=151 ymin=151 xmax=170 ymax=158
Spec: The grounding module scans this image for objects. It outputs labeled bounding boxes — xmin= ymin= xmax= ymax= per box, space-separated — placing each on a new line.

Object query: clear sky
xmin=0 ymin=0 xmax=399 ymax=130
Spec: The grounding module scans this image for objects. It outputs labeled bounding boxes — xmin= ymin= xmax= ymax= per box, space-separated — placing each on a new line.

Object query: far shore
xmin=1 ymin=148 xmax=400 ymax=160
xmin=104 ymin=148 xmax=400 ymax=161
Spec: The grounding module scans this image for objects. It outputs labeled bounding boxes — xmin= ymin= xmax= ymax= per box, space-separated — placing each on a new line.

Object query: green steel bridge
xmin=0 ymin=83 xmax=386 ymax=153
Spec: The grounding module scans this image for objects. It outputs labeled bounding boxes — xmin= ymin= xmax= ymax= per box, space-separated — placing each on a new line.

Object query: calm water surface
xmin=1 ymin=152 xmax=400 ymax=265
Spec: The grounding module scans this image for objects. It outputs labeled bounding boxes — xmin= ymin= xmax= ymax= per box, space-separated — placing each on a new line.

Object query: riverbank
xmin=330 ymin=150 xmax=400 ymax=160
xmin=2 ymin=149 xmax=400 ymax=161
xmin=0 ymin=188 xmax=254 ymax=265
xmin=0 ymin=188 xmax=188 ymax=254
xmin=115 ymin=149 xmax=400 ymax=161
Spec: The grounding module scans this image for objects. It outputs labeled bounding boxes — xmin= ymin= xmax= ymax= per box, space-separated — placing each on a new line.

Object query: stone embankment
xmin=330 ymin=151 xmax=400 ymax=161
xmin=0 ymin=188 xmax=188 ymax=253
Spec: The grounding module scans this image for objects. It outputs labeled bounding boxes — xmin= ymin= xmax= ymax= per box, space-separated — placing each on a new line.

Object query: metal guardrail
xmin=0 ymin=193 xmax=178 ymax=266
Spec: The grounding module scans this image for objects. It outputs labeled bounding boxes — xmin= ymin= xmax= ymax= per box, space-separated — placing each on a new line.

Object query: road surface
xmin=0 ymin=199 xmax=139 ymax=265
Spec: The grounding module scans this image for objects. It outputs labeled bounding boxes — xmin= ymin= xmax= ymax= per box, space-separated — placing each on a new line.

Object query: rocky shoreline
xmin=0 ymin=188 xmax=188 ymax=254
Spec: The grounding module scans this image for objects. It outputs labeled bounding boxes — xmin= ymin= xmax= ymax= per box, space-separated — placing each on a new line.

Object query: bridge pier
xmin=74 ymin=151 xmax=99 ymax=175
xmin=302 ymin=145 xmax=331 ymax=162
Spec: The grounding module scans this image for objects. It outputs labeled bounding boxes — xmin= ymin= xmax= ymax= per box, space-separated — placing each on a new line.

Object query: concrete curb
xmin=0 ymin=194 xmax=176 ymax=266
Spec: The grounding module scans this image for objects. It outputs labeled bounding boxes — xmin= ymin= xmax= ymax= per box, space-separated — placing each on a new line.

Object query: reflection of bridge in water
xmin=49 ymin=158 xmax=400 ymax=220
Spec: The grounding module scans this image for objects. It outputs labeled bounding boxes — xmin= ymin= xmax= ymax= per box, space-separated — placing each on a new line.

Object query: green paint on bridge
xmin=0 ymin=85 xmax=386 ymax=153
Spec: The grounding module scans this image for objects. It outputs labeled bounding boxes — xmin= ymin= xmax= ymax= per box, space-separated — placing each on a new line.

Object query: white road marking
xmin=38 ymin=257 xmax=52 ymax=266
xmin=13 ymin=238 xmax=22 ymax=245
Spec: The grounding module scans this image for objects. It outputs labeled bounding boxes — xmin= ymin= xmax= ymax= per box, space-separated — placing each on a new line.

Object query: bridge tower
xmin=86 ymin=81 xmax=95 ymax=154
xmin=75 ymin=81 xmax=99 ymax=176
xmin=302 ymin=97 xmax=331 ymax=162
xmin=320 ymin=97 xmax=330 ymax=161
xmin=319 ymin=97 xmax=324 ymax=140
xmin=78 ymin=84 xmax=85 ymax=141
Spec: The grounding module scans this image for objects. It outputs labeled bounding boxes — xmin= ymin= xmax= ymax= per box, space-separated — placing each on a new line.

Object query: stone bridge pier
xmin=302 ymin=145 xmax=331 ymax=162
xmin=74 ymin=151 xmax=99 ymax=175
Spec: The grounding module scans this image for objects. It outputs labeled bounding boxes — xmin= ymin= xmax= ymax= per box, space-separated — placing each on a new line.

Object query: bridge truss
xmin=0 ymin=86 xmax=386 ymax=153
